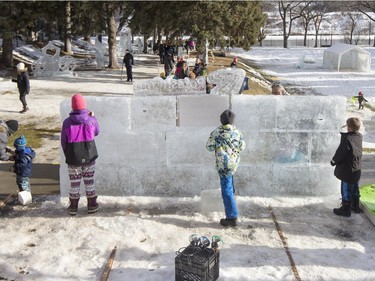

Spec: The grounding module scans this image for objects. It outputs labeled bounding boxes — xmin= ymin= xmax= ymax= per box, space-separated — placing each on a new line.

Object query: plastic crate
xmin=175 ymin=246 xmax=220 ymax=281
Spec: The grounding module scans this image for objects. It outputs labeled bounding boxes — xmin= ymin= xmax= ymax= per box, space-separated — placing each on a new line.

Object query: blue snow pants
xmin=220 ymin=174 xmax=238 ymax=219
xmin=341 ymin=180 xmax=360 ymax=202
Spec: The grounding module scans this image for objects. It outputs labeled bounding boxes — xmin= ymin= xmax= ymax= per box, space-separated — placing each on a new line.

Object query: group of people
xmin=2 ymin=54 xmax=367 ymax=224
xmin=1 ymin=93 xmax=100 ymax=215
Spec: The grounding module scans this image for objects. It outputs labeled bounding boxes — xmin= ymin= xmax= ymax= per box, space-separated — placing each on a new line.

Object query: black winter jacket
xmin=331 ymin=132 xmax=362 ymax=184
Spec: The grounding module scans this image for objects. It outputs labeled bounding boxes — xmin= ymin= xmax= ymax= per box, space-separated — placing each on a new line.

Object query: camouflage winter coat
xmin=206 ymin=124 xmax=245 ymax=176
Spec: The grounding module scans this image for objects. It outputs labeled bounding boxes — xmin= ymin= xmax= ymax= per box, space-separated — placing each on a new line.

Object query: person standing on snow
xmin=206 ymin=110 xmax=246 ymax=227
xmin=12 ymin=135 xmax=36 ymax=205
xmin=12 ymin=63 xmax=30 ymax=113
xmin=331 ymin=117 xmax=363 ymax=217
xmin=354 ymin=92 xmax=368 ymax=110
xmin=123 ymin=50 xmax=134 ymax=82
xmin=61 ymin=94 xmax=100 ymax=215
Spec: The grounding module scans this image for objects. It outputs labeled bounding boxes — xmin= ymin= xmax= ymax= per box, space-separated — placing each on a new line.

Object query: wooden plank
xmin=101 ymin=246 xmax=117 ymax=281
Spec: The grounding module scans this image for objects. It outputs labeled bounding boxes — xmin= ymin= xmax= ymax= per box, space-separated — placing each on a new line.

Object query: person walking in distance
xmin=12 ymin=63 xmax=30 ymax=113
xmin=354 ymin=92 xmax=368 ymax=110
xmin=123 ymin=49 xmax=134 ymax=82
xmin=61 ymin=94 xmax=100 ymax=215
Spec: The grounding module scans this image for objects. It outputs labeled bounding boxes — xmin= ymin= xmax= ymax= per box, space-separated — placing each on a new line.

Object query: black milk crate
xmin=175 ymin=246 xmax=220 ymax=281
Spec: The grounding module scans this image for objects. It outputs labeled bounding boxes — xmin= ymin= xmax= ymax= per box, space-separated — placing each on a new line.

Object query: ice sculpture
xmin=206 ymin=68 xmax=246 ymax=96
xmin=133 ymin=68 xmax=245 ymax=96
xmin=31 ymin=42 xmax=76 ymax=77
xmin=133 ymin=76 xmax=207 ymax=96
xmin=94 ymin=36 xmax=105 ymax=68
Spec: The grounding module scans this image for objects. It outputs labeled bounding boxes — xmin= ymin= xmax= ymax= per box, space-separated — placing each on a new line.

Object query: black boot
xmin=68 ymin=198 xmax=79 ymax=216
xmin=333 ymin=200 xmax=351 ymax=217
xmin=220 ymin=218 xmax=237 ymax=227
xmin=351 ymin=197 xmax=363 ymax=213
xmin=87 ymin=196 xmax=100 ymax=214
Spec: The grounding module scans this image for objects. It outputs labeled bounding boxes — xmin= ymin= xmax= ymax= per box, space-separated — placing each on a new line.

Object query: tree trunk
xmin=106 ymin=7 xmax=120 ymax=69
xmin=64 ymin=1 xmax=73 ymax=54
xmin=2 ymin=31 xmax=14 ymax=67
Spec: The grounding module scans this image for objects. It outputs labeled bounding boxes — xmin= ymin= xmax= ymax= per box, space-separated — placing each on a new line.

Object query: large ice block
xmin=232 ymin=95 xmax=278 ymax=131
xmin=131 ymin=96 xmax=176 ymax=131
xmin=276 ymin=96 xmax=346 ymax=131
xmin=59 ymin=95 xmax=346 ymax=198
xmin=166 ymin=128 xmax=215 ymax=167
xmin=178 ymin=95 xmax=229 ymax=127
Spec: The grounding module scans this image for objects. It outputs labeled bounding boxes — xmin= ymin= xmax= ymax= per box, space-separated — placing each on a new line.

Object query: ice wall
xmin=60 ymin=92 xmax=346 ymax=197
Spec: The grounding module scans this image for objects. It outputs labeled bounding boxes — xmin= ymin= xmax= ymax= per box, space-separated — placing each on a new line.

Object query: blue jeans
xmin=220 ymin=175 xmax=238 ymax=219
xmin=341 ymin=181 xmax=360 ymax=202
xmin=16 ymin=176 xmax=30 ymax=192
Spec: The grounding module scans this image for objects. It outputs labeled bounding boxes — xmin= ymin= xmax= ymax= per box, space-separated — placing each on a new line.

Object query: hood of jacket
xmin=69 ymin=109 xmax=91 ymax=124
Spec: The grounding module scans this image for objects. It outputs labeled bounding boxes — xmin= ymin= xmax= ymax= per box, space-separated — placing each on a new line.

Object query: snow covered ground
xmin=0 ymin=46 xmax=375 ymax=281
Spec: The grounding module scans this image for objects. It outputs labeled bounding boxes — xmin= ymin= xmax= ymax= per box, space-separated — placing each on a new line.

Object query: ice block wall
xmin=60 ymin=93 xmax=346 ymax=197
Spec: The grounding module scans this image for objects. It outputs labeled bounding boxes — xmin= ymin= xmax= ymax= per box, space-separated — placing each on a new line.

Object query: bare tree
xmin=278 ymin=1 xmax=307 ymax=48
xmin=342 ymin=12 xmax=366 ymax=45
xmin=297 ymin=1 xmax=314 ymax=46
xmin=311 ymin=1 xmax=331 ymax=47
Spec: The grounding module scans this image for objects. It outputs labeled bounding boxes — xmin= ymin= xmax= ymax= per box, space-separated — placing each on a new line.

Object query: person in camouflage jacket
xmin=206 ymin=110 xmax=246 ymax=227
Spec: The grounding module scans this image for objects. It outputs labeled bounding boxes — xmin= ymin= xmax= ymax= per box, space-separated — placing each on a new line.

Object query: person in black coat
xmin=354 ymin=92 xmax=368 ymax=110
xmin=123 ymin=50 xmax=134 ymax=82
xmin=330 ymin=117 xmax=363 ymax=217
xmin=158 ymin=42 xmax=165 ymax=64
xmin=12 ymin=63 xmax=30 ymax=113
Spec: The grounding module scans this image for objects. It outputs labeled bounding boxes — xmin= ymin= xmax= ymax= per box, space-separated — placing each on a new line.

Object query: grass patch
xmin=206 ymin=53 xmax=271 ymax=95
xmin=8 ymin=123 xmax=60 ymax=150
xmin=363 ymin=147 xmax=375 ymax=154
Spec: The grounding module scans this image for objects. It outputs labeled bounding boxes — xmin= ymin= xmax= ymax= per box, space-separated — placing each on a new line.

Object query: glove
xmin=8 ymin=155 xmax=15 ymax=161
xmin=330 ymin=160 xmax=335 ymax=166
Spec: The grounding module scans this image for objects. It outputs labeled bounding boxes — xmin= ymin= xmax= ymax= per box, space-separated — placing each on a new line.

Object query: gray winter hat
xmin=5 ymin=120 xmax=19 ymax=134
xmin=220 ymin=110 xmax=235 ymax=125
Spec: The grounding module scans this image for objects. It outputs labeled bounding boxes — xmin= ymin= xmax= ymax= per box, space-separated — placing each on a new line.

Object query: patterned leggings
xmin=68 ymin=161 xmax=96 ymax=199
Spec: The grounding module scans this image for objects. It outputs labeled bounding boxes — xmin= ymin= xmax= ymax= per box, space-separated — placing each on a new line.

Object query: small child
xmin=331 ymin=117 xmax=363 ymax=217
xmin=354 ymin=92 xmax=368 ymax=110
xmin=13 ymin=135 xmax=36 ymax=204
xmin=206 ymin=110 xmax=246 ymax=227
xmin=61 ymin=93 xmax=100 ymax=215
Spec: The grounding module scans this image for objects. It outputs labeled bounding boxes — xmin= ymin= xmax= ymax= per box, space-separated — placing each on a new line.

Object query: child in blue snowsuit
xmin=206 ymin=110 xmax=246 ymax=227
xmin=13 ymin=135 xmax=36 ymax=193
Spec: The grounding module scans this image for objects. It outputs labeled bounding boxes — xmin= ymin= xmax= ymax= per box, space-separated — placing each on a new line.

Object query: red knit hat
xmin=71 ymin=93 xmax=86 ymax=110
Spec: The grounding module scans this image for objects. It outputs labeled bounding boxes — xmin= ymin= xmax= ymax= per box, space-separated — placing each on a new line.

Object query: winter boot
xmin=351 ymin=197 xmax=363 ymax=214
xmin=220 ymin=218 xmax=237 ymax=227
xmin=19 ymin=107 xmax=29 ymax=114
xmin=333 ymin=200 xmax=351 ymax=217
xmin=87 ymin=196 xmax=100 ymax=214
xmin=68 ymin=198 xmax=79 ymax=216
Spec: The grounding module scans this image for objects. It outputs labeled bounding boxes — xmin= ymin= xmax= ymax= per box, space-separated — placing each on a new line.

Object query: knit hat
xmin=71 ymin=94 xmax=86 ymax=110
xmin=220 ymin=110 xmax=235 ymax=125
xmin=17 ymin=62 xmax=25 ymax=71
xmin=5 ymin=120 xmax=19 ymax=134
xmin=14 ymin=135 xmax=27 ymax=151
